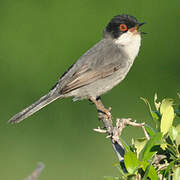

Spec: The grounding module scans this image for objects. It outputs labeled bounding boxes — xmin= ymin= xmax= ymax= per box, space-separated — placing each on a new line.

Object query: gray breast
xmin=63 ymin=39 xmax=134 ymax=99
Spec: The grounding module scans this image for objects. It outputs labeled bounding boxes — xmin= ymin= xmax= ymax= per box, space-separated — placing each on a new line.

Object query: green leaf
xmin=160 ymin=143 xmax=167 ymax=150
xmin=141 ymin=97 xmax=160 ymax=128
xmin=175 ymin=124 xmax=180 ymax=131
xmin=124 ymin=151 xmax=139 ymax=174
xmin=127 ymin=174 xmax=137 ymax=180
xmin=173 ymin=167 xmax=180 ymax=180
xmin=160 ymin=98 xmax=175 ymax=135
xmin=141 ymin=160 xmax=158 ymax=180
xmin=140 ymin=160 xmax=148 ymax=170
xmin=164 ymin=160 xmax=176 ymax=176
xmin=144 ymin=124 xmax=157 ymax=137
xmin=147 ymin=164 xmax=158 ymax=180
xmin=154 ymin=93 xmax=161 ymax=111
xmin=139 ymin=132 xmax=162 ymax=161
xmin=169 ymin=126 xmax=178 ymax=141
xmin=134 ymin=138 xmax=147 ymax=158
xmin=178 ymin=92 xmax=180 ymax=99
xmin=119 ymin=137 xmax=131 ymax=152
xmin=160 ymin=98 xmax=173 ymax=114
xmin=142 ymin=159 xmax=153 ymax=180
xmin=166 ymin=144 xmax=177 ymax=158
xmin=176 ymin=103 xmax=180 ymax=117
xmin=175 ymin=125 xmax=180 ymax=145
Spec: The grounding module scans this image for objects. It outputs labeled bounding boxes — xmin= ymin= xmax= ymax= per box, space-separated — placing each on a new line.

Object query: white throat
xmin=114 ymin=31 xmax=141 ymax=60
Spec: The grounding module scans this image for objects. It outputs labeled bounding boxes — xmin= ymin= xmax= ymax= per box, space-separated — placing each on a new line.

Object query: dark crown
xmin=104 ymin=14 xmax=139 ymax=39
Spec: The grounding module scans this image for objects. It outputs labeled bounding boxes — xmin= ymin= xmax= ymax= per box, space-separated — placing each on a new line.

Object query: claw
xmin=103 ymin=108 xmax=112 ymax=119
xmin=89 ymin=96 xmax=112 ymax=119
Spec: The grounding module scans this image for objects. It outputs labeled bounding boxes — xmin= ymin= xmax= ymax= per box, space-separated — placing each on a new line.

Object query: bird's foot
xmin=99 ymin=106 xmax=112 ymax=119
xmin=89 ymin=97 xmax=112 ymax=119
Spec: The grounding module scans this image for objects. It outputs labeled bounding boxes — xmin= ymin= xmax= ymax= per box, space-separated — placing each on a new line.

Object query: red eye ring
xmin=120 ymin=24 xmax=127 ymax=32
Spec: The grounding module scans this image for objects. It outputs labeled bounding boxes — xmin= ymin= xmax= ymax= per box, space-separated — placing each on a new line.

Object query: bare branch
xmin=91 ymin=98 xmax=146 ymax=163
xmin=142 ymin=126 xmax=150 ymax=140
xmin=25 ymin=162 xmax=45 ymax=180
xmin=93 ymin=127 xmax=107 ymax=133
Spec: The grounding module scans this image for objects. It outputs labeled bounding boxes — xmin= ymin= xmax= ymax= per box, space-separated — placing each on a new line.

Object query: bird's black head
xmin=104 ymin=14 xmax=145 ymax=39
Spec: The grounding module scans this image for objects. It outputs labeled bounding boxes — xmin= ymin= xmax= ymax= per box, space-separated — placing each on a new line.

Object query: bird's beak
xmin=138 ymin=22 xmax=146 ymax=27
xmin=129 ymin=22 xmax=147 ymax=35
xmin=138 ymin=22 xmax=147 ymax=35
xmin=129 ymin=26 xmax=139 ymax=34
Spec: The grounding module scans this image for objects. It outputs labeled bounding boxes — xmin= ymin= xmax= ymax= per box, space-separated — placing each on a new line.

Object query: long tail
xmin=8 ymin=92 xmax=61 ymax=124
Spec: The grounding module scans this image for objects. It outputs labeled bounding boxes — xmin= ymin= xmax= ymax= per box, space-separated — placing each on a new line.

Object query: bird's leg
xmin=89 ymin=97 xmax=112 ymax=119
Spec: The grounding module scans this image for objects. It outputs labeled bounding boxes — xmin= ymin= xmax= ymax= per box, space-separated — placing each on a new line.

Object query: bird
xmin=8 ymin=14 xmax=146 ymax=124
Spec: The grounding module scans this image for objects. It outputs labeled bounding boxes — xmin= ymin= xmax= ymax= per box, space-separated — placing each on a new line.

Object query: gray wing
xmin=55 ymin=39 xmax=128 ymax=94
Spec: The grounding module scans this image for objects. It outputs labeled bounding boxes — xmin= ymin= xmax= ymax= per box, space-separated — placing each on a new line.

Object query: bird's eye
xmin=120 ymin=24 xmax=127 ymax=32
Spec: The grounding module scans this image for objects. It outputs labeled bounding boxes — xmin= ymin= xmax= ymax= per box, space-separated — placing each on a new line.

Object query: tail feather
xmin=8 ymin=93 xmax=61 ymax=124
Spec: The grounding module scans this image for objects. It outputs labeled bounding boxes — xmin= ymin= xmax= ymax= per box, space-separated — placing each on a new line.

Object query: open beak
xmin=138 ymin=22 xmax=146 ymax=27
xmin=129 ymin=22 xmax=147 ymax=35
xmin=129 ymin=26 xmax=138 ymax=34
xmin=138 ymin=22 xmax=147 ymax=35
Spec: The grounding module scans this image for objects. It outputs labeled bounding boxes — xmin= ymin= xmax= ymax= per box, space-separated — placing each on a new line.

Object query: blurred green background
xmin=0 ymin=0 xmax=179 ymax=179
